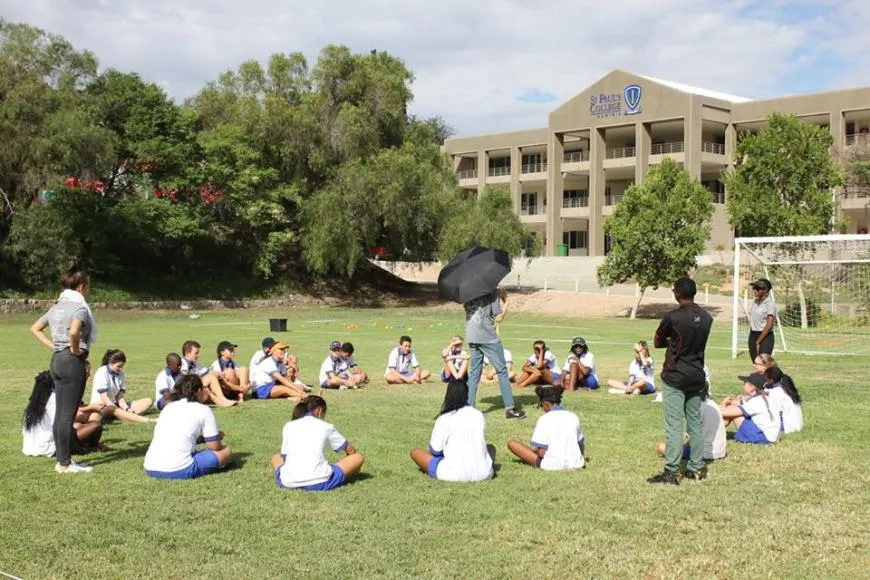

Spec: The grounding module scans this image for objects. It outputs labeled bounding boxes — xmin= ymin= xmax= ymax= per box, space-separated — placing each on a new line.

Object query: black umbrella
xmin=438 ymin=245 xmax=511 ymax=304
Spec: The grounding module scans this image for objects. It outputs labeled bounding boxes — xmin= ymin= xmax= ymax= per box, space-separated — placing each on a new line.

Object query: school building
xmin=443 ymin=69 xmax=870 ymax=256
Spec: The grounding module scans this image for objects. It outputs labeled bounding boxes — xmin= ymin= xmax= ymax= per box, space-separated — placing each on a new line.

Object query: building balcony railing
xmin=605 ymin=194 xmax=624 ymax=206
xmin=488 ymin=166 xmax=511 ymax=177
xmin=563 ymin=151 xmax=590 ymax=163
xmin=702 ymin=142 xmax=726 ymax=155
xmin=521 ymin=163 xmax=548 ymax=174
xmin=520 ymin=206 xmax=539 ymax=216
xmin=846 ymin=133 xmax=870 ymax=146
xmin=457 ymin=169 xmax=478 ymax=180
xmin=606 ymin=146 xmax=636 ymax=160
xmin=651 ymin=141 xmax=685 ymax=155
xmin=563 ymin=197 xmax=589 ymax=208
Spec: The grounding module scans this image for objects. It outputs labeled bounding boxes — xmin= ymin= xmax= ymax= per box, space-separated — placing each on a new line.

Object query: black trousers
xmin=50 ymin=349 xmax=88 ymax=466
xmin=748 ymin=331 xmax=775 ymax=361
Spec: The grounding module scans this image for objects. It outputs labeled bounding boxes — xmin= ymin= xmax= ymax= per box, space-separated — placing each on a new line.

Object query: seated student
xmin=516 ymin=340 xmax=561 ymax=389
xmin=482 ymin=348 xmax=515 ymax=383
xmin=250 ymin=337 xmax=276 ymax=370
xmin=90 ymin=349 xmax=152 ymax=424
xmin=410 ymin=380 xmax=495 ymax=482
xmin=441 ymin=336 xmax=470 ymax=383
xmin=341 ymin=342 xmax=368 ymax=384
xmin=272 ymin=395 xmax=364 ymax=491
xmin=22 ymin=371 xmax=105 ymax=457
xmin=507 ymin=385 xmax=586 ymax=470
xmin=763 ymin=365 xmax=803 ymax=434
xmin=250 ymin=341 xmax=307 ymax=400
xmin=562 ymin=337 xmax=599 ymax=391
xmin=320 ymin=340 xmax=362 ymax=389
xmin=385 ymin=335 xmax=431 ymax=384
xmin=720 ymin=373 xmax=781 ymax=445
xmin=608 ymin=341 xmax=655 ymax=395
xmin=180 ymin=340 xmax=236 ymax=407
xmin=154 ymin=353 xmax=182 ymax=411
xmin=210 ymin=340 xmax=250 ymax=402
xmin=656 ymin=384 xmax=726 ymax=462
xmin=143 ymin=375 xmax=234 ymax=479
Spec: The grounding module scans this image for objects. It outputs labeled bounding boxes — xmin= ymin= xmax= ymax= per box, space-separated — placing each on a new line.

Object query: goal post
xmin=731 ymin=234 xmax=870 ymax=359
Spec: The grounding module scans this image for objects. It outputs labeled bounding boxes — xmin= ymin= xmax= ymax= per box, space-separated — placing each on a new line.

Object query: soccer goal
xmin=731 ymin=234 xmax=870 ymax=358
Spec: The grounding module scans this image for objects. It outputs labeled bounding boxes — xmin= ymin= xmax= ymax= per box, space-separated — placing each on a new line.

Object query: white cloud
xmin=1 ymin=0 xmax=861 ymax=135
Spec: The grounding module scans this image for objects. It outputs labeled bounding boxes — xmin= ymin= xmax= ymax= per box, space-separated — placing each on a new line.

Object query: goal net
xmin=732 ymin=234 xmax=870 ymax=358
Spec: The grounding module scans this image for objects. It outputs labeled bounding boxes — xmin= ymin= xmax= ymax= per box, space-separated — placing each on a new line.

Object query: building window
xmin=521 ymin=192 xmax=538 ymax=215
xmin=562 ymin=230 xmax=588 ymax=249
xmin=563 ymin=189 xmax=589 ymax=208
xmin=488 ymin=156 xmax=511 ymax=176
xmin=703 ymin=180 xmax=726 ymax=204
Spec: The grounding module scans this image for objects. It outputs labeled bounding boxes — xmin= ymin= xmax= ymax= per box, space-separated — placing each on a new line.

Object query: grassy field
xmin=1 ymin=306 xmax=868 ymax=579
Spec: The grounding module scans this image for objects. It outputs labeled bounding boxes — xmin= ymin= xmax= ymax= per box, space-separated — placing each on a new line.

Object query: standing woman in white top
xmin=507 ymin=385 xmax=586 ymax=470
xmin=30 ymin=267 xmax=98 ymax=474
xmin=748 ymin=278 xmax=776 ymax=361
xmin=607 ymin=341 xmax=656 ymax=395
xmin=271 ymin=396 xmax=364 ymax=491
xmin=410 ymin=381 xmax=495 ymax=482
xmin=90 ymin=349 xmax=152 ymax=423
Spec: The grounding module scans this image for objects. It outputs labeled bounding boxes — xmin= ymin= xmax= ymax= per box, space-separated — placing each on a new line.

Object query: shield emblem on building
xmin=624 ymin=84 xmax=642 ymax=115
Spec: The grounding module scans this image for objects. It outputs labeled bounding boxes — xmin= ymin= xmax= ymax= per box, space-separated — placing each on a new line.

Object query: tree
xmin=724 ymin=113 xmax=845 ymax=327
xmin=834 ymin=140 xmax=870 ymax=215
xmin=437 ymin=186 xmax=539 ymax=262
xmin=597 ymin=158 xmax=714 ymax=319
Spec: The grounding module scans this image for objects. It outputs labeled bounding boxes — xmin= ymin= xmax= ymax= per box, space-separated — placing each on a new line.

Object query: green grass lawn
xmin=1 ymin=307 xmax=869 ymax=579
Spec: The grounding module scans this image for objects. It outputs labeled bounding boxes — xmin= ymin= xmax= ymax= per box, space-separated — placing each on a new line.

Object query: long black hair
xmin=438 ymin=380 xmax=469 ymax=416
xmin=764 ymin=366 xmax=801 ymax=404
xmin=23 ymin=371 xmax=54 ymax=431
xmin=293 ymin=395 xmax=327 ymax=420
xmin=535 ymin=385 xmax=564 ymax=407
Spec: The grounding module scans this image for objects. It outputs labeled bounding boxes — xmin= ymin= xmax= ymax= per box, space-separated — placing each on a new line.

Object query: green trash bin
xmin=557 ymin=243 xmax=569 ymax=257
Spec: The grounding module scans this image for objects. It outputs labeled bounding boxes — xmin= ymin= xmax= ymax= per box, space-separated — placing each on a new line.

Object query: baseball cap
xmin=571 ymin=337 xmax=587 ymax=348
xmin=262 ymin=337 xmax=276 ymax=349
xmin=270 ymin=341 xmax=289 ymax=354
xmin=750 ymin=278 xmax=772 ymax=292
xmin=738 ymin=372 xmax=767 ymax=389
xmin=217 ymin=340 xmax=237 ymax=352
xmin=329 ymin=340 xmax=342 ymax=350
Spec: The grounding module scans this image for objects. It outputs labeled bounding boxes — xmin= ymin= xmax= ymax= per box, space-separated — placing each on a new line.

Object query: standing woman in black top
xmin=30 ymin=267 xmax=98 ymax=474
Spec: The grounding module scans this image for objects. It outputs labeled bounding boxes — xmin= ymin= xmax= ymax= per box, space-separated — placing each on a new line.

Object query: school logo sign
xmin=624 ymin=84 xmax=642 ymax=115
xmin=588 ymin=84 xmax=644 ymax=118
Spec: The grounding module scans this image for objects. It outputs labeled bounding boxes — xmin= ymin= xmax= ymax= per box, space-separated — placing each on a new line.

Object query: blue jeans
xmin=468 ymin=342 xmax=515 ymax=409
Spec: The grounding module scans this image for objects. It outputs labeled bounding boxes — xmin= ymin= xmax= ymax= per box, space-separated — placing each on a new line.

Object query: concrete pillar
xmin=452 ymin=155 xmax=462 ymax=171
xmin=588 ymin=128 xmax=606 ymax=256
xmin=510 ymin=146 xmax=521 ymax=213
xmin=477 ymin=149 xmax=488 ymax=197
xmin=545 ymin=133 xmax=564 ymax=256
xmin=830 ymin=110 xmax=845 ymax=150
xmin=684 ymin=97 xmax=703 ymax=179
xmin=635 ymin=122 xmax=651 ymax=185
xmin=725 ymin=123 xmax=737 ymax=168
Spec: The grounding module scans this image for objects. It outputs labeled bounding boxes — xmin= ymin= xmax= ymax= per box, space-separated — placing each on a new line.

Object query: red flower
xmin=65 ymin=177 xmax=79 ymax=188
xmin=92 ymin=181 xmax=104 ymax=193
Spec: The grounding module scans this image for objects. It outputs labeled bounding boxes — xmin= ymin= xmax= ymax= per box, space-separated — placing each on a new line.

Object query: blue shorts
xmin=579 ymin=374 xmax=599 ymax=389
xmin=146 ymin=449 xmax=221 ymax=480
xmin=735 ymin=418 xmax=771 ymax=445
xmin=156 ymin=397 xmax=167 ymax=411
xmin=253 ymin=382 xmax=275 ymax=399
xmin=427 ymin=455 xmax=444 ymax=479
xmin=552 ymin=372 xmax=562 ymax=384
xmin=626 ymin=380 xmax=655 ymax=394
xmin=275 ymin=464 xmax=346 ymax=492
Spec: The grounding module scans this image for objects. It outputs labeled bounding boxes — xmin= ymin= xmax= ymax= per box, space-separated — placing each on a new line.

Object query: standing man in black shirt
xmin=648 ymin=277 xmax=713 ymax=485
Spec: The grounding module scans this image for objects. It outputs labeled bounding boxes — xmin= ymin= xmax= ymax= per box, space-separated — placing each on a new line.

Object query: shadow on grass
xmin=80 ymin=441 xmax=149 ymax=466
xmin=479 ymin=393 xmax=539 ymax=414
xmin=343 ymin=472 xmax=375 ymax=487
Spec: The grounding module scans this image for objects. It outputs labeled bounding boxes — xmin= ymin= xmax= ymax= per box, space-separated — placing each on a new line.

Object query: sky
xmin=2 ymin=0 xmax=868 ymax=136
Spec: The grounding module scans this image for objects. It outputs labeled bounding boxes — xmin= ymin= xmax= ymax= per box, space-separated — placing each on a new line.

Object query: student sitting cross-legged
xmin=210 ymin=340 xmax=250 ymax=402
xmin=482 ymin=348 xmax=515 ymax=383
xmin=320 ymin=340 xmax=362 ymax=389
xmin=271 ymin=395 xmax=364 ymax=492
xmin=763 ymin=365 xmax=803 ymax=434
xmin=441 ymin=336 xmax=470 ymax=383
xmin=90 ymin=349 xmax=152 ymax=424
xmin=719 ymin=373 xmax=780 ymax=445
xmin=385 ymin=335 xmax=431 ymax=384
xmin=180 ymin=340 xmax=236 ymax=407
xmin=250 ymin=341 xmax=307 ymax=400
xmin=516 ymin=340 xmax=561 ymax=389
xmin=341 ymin=342 xmax=368 ymax=385
xmin=507 ymin=385 xmax=586 ymax=470
xmin=143 ymin=375 xmax=234 ymax=480
xmin=410 ymin=380 xmax=495 ymax=482
xmin=607 ymin=341 xmax=655 ymax=395
xmin=562 ymin=337 xmax=599 ymax=391
xmin=154 ymin=352 xmax=182 ymax=412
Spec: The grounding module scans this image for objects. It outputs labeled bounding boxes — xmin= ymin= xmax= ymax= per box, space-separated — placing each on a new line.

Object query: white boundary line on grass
xmin=1 ymin=571 xmax=23 ymax=580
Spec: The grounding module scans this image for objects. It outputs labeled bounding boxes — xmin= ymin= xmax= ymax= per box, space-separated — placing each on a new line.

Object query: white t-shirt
xmin=252 ymin=356 xmax=280 ymax=387
xmin=530 ymin=407 xmax=585 ymax=471
xmin=143 ymin=398 xmax=221 ymax=473
xmin=527 ymin=350 xmax=559 ymax=373
xmin=181 ymin=357 xmax=209 ymax=378
xmin=319 ymin=355 xmax=346 ymax=385
xmin=154 ymin=367 xmax=180 ymax=405
xmin=701 ymin=398 xmax=727 ymax=460
xmin=278 ymin=416 xmax=348 ymax=488
xmin=483 ymin=348 xmax=513 ymax=365
xmin=22 ymin=392 xmax=56 ymax=457
xmin=385 ymin=347 xmax=419 ymax=375
xmin=429 ymin=406 xmax=493 ymax=482
xmin=210 ymin=357 xmax=238 ymax=374
xmin=766 ymin=386 xmax=803 ymax=434
xmin=343 ymin=354 xmax=359 ymax=369
xmin=90 ymin=365 xmax=125 ymax=405
xmin=628 ymin=357 xmax=655 ymax=388
xmin=442 ymin=348 xmax=469 ymax=374
xmin=740 ymin=394 xmax=781 ymax=443
xmin=249 ymin=350 xmax=268 ymax=370
xmin=563 ymin=352 xmax=596 ymax=383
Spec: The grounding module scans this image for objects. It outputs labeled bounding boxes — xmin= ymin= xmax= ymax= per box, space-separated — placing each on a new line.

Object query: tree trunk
xmin=631 ymin=287 xmax=646 ymax=320
xmin=797 ymin=273 xmax=808 ymax=329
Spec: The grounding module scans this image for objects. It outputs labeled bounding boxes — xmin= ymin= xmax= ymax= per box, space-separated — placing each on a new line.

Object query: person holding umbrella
xmin=438 ymin=246 xmax=526 ymax=420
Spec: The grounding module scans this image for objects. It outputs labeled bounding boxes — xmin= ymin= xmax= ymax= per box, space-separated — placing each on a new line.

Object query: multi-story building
xmin=443 ymin=69 xmax=870 ymax=256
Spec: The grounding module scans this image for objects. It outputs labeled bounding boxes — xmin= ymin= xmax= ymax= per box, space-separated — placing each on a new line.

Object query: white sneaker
xmin=607 ymin=387 xmax=626 ymax=395
xmin=652 ymin=392 xmax=663 ymax=403
xmin=55 ymin=461 xmax=94 ymax=474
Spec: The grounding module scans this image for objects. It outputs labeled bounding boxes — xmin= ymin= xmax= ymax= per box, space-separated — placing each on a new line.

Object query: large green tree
xmin=597 ymin=158 xmax=714 ymax=318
